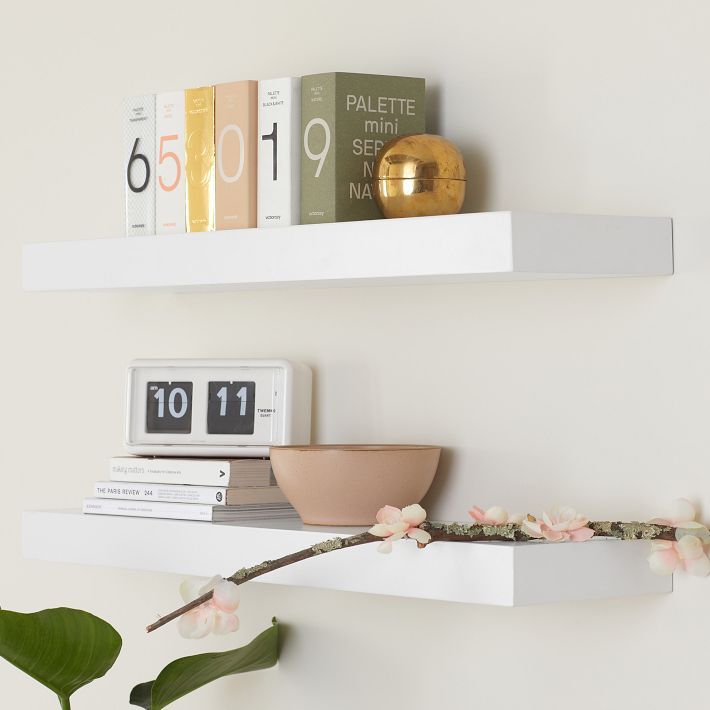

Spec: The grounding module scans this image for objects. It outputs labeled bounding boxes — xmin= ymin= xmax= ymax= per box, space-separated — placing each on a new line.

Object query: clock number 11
xmin=207 ymin=381 xmax=256 ymax=435
xmin=216 ymin=385 xmax=247 ymax=417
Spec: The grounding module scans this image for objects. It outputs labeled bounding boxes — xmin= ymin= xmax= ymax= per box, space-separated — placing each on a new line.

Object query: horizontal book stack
xmin=82 ymin=456 xmax=298 ymax=523
xmin=123 ymin=72 xmax=426 ymax=236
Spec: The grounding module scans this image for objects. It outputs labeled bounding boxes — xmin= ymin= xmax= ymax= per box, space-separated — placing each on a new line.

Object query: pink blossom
xmin=177 ymin=575 xmax=240 ymax=639
xmin=369 ymin=504 xmax=431 ymax=553
xmin=647 ymin=499 xmax=710 ymax=577
xmin=521 ymin=507 xmax=595 ymax=543
xmin=648 ymin=498 xmax=707 ymax=534
xmin=649 ymin=537 xmax=710 ymax=576
xmin=469 ymin=506 xmax=524 ymax=525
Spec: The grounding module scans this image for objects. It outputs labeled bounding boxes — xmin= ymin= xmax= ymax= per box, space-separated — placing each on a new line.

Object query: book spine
xmin=300 ymin=73 xmax=336 ymax=224
xmin=258 ymin=77 xmax=301 ymax=227
xmin=109 ymin=458 xmax=225 ymax=485
xmin=83 ymin=498 xmax=213 ymax=521
xmin=334 ymin=73 xmax=426 ymax=222
xmin=155 ymin=91 xmax=186 ymax=234
xmin=94 ymin=481 xmax=227 ymax=505
xmin=215 ymin=81 xmax=258 ymax=229
xmin=185 ymin=86 xmax=215 ymax=232
xmin=123 ymin=95 xmax=155 ymax=236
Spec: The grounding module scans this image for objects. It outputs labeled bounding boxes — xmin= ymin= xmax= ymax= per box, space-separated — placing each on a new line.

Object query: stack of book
xmin=124 ymin=72 xmax=427 ymax=235
xmin=82 ymin=456 xmax=298 ymax=523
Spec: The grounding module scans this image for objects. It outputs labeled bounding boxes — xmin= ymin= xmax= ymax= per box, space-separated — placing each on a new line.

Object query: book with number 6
xmin=300 ymin=73 xmax=425 ymax=224
xmin=123 ymin=95 xmax=155 ymax=235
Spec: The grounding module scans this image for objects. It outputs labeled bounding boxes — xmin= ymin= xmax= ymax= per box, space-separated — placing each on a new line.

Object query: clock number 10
xmin=146 ymin=381 xmax=193 ymax=433
xmin=154 ymin=386 xmax=189 ymax=419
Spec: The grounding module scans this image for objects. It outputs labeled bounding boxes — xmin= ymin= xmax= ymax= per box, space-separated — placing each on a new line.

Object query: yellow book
xmin=185 ymin=86 xmax=215 ymax=232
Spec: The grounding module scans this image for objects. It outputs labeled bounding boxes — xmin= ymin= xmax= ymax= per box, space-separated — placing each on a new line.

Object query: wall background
xmin=1 ymin=1 xmax=708 ymax=707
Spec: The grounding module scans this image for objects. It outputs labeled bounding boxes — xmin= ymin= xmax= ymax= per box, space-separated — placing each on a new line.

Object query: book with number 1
xmin=257 ymin=77 xmax=301 ymax=227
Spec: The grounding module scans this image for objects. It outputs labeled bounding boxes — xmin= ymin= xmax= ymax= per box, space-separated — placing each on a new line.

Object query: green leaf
xmin=130 ymin=619 xmax=280 ymax=710
xmin=0 ymin=607 xmax=122 ymax=709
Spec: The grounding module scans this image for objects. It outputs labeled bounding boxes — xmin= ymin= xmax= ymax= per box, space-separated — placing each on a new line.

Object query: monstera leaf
xmin=130 ymin=619 xmax=279 ymax=710
xmin=0 ymin=607 xmax=122 ymax=709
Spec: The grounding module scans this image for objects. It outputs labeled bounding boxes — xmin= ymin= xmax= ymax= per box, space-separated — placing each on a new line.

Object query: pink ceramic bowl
xmin=269 ymin=444 xmax=441 ymax=526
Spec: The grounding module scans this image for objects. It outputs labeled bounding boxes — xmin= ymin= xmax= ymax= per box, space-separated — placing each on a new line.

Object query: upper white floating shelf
xmin=22 ymin=212 xmax=673 ymax=293
xmin=23 ymin=510 xmax=671 ymax=607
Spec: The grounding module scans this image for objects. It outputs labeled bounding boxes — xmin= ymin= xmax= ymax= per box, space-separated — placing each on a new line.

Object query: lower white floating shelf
xmin=22 ymin=510 xmax=671 ymax=606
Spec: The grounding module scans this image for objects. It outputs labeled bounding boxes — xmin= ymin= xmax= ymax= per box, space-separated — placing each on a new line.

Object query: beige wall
xmin=2 ymin=0 xmax=708 ymax=707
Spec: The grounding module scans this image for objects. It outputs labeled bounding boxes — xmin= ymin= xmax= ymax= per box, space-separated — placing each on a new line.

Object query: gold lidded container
xmin=373 ymin=133 xmax=466 ymax=218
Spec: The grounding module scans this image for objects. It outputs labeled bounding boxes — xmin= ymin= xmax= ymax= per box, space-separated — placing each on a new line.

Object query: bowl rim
xmin=270 ymin=444 xmax=441 ymax=452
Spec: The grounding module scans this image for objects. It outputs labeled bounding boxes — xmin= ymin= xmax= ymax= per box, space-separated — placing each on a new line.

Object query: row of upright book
xmin=124 ymin=72 xmax=426 ymax=235
xmin=83 ymin=456 xmax=298 ymax=523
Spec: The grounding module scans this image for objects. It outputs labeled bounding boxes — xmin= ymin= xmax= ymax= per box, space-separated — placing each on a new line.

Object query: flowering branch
xmin=146 ymin=516 xmax=677 ymax=634
xmin=146 ymin=530 xmax=379 ymax=633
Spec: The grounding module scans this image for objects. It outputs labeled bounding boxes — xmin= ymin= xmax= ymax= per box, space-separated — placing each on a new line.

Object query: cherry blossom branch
xmin=146 ymin=519 xmax=675 ymax=634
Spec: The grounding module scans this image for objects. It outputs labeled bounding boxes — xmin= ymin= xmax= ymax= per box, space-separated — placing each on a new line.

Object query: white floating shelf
xmin=22 ymin=212 xmax=673 ymax=292
xmin=23 ymin=510 xmax=671 ymax=606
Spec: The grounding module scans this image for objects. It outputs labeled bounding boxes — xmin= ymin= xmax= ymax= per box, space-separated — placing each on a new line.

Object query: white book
xmin=83 ymin=498 xmax=298 ymax=523
xmin=109 ymin=456 xmax=275 ymax=487
xmin=155 ymin=91 xmax=186 ymax=234
xmin=123 ymin=95 xmax=155 ymax=236
xmin=93 ymin=480 xmax=288 ymax=506
xmin=257 ymin=77 xmax=301 ymax=227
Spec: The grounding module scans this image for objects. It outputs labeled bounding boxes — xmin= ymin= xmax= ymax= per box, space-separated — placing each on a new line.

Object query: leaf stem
xmin=59 ymin=695 xmax=71 ymax=710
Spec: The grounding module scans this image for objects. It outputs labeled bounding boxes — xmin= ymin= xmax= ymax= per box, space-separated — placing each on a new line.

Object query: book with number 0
xmin=215 ymin=80 xmax=258 ymax=230
xmin=300 ymin=73 xmax=425 ymax=224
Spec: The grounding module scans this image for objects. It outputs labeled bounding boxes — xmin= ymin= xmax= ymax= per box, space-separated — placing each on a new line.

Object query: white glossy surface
xmin=21 ymin=212 xmax=673 ymax=292
xmin=22 ymin=510 xmax=672 ymax=606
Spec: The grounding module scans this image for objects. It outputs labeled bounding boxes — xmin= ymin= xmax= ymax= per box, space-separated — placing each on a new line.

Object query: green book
xmin=300 ymin=72 xmax=425 ymax=224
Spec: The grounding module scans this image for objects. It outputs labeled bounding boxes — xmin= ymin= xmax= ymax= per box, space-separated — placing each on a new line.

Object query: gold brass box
xmin=373 ymin=133 xmax=466 ymax=218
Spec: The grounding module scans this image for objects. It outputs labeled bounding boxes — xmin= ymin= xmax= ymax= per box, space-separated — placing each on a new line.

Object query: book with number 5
xmin=155 ymin=91 xmax=186 ymax=234
xmin=215 ymin=80 xmax=258 ymax=230
xmin=300 ymin=73 xmax=425 ymax=224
